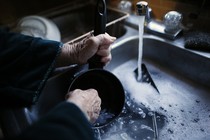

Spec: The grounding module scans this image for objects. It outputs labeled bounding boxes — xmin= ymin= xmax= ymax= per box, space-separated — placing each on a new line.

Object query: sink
xmin=1 ymin=33 xmax=210 ymax=139
xmin=47 ymin=3 xmax=128 ymax=43
xmin=1 ymin=18 xmax=210 ymax=139
xmin=104 ymin=35 xmax=210 ymax=140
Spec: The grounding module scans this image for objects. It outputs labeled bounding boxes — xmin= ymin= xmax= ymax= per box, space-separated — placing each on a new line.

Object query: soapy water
xmin=110 ymin=60 xmax=210 ymax=140
xmin=92 ymin=60 xmax=167 ymax=140
xmin=93 ymin=91 xmax=165 ymax=140
xmin=93 ymin=109 xmax=115 ymax=127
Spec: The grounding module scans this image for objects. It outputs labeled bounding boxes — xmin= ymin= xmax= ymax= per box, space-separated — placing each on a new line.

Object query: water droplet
xmin=168 ymin=129 xmax=174 ymax=134
xmin=147 ymin=136 xmax=151 ymax=139
xmin=94 ymin=128 xmax=101 ymax=140
xmin=129 ymin=120 xmax=135 ymax=124
xmin=120 ymin=133 xmax=131 ymax=139
xmin=195 ymin=100 xmax=200 ymax=103
xmin=192 ymin=118 xmax=200 ymax=123
xmin=100 ymin=130 xmax=105 ymax=134
xmin=126 ymin=101 xmax=131 ymax=107
xmin=148 ymin=111 xmax=154 ymax=116
xmin=140 ymin=112 xmax=146 ymax=118
xmin=132 ymin=125 xmax=138 ymax=131
xmin=180 ymin=109 xmax=184 ymax=112
xmin=160 ymin=107 xmax=164 ymax=110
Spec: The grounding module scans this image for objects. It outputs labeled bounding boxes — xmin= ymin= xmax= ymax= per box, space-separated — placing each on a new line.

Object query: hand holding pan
xmin=68 ymin=0 xmax=125 ymax=128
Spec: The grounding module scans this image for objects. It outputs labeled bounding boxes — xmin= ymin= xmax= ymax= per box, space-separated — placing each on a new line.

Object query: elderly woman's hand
xmin=56 ymin=33 xmax=116 ymax=67
xmin=65 ymin=89 xmax=101 ymax=123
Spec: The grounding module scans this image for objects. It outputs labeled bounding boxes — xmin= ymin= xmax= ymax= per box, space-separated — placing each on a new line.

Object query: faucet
xmin=136 ymin=1 xmax=148 ymax=16
xmin=136 ymin=1 xmax=182 ymax=40
xmin=136 ymin=1 xmax=151 ymax=24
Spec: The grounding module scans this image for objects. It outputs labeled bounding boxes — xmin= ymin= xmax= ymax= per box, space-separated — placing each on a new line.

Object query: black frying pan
xmin=68 ymin=0 xmax=125 ymax=128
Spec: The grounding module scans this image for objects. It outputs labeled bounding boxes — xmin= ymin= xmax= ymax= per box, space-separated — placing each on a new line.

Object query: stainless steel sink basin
xmin=104 ymin=35 xmax=210 ymax=139
xmin=108 ymin=35 xmax=210 ymax=87
xmin=47 ymin=2 xmax=128 ymax=43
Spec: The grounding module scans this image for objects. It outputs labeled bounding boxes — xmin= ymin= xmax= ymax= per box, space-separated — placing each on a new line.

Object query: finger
xmin=91 ymin=91 xmax=101 ymax=107
xmin=85 ymin=89 xmax=99 ymax=101
xmin=98 ymin=44 xmax=112 ymax=50
xmin=65 ymin=91 xmax=74 ymax=99
xmin=97 ymin=49 xmax=110 ymax=57
xmin=97 ymin=96 xmax=102 ymax=105
xmin=86 ymin=88 xmax=98 ymax=96
xmin=90 ymin=110 xmax=100 ymax=123
xmin=93 ymin=98 xmax=101 ymax=107
xmin=104 ymin=33 xmax=116 ymax=42
xmin=86 ymin=88 xmax=97 ymax=92
xmin=95 ymin=34 xmax=116 ymax=46
xmin=100 ymin=54 xmax=112 ymax=64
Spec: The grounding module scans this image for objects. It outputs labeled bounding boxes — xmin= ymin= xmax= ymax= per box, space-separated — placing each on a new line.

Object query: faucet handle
xmin=118 ymin=0 xmax=132 ymax=13
xmin=164 ymin=11 xmax=182 ymax=33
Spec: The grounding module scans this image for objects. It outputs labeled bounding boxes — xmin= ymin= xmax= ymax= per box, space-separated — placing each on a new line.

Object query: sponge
xmin=184 ymin=31 xmax=210 ymax=52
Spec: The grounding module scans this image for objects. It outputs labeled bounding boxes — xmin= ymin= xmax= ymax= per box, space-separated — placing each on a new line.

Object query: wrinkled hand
xmin=56 ymin=33 xmax=116 ymax=67
xmin=66 ymin=89 xmax=101 ymax=123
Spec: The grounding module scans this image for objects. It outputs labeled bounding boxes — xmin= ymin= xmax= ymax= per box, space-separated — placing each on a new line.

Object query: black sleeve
xmin=16 ymin=102 xmax=95 ymax=140
xmin=0 ymin=28 xmax=62 ymax=108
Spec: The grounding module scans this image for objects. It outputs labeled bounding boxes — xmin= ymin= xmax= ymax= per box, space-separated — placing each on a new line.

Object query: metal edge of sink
xmin=108 ymin=32 xmax=210 ymax=88
xmin=45 ymin=3 xmax=130 ymax=43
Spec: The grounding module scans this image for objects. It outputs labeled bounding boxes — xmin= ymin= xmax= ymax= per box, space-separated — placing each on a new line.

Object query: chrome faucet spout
xmin=136 ymin=1 xmax=148 ymax=16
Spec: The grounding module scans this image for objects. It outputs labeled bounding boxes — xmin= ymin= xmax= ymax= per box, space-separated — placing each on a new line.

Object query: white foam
xmin=112 ymin=60 xmax=210 ymax=140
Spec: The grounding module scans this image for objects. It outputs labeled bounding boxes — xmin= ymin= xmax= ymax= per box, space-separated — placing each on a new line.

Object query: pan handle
xmin=94 ymin=0 xmax=106 ymax=36
xmin=88 ymin=0 xmax=107 ymax=69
